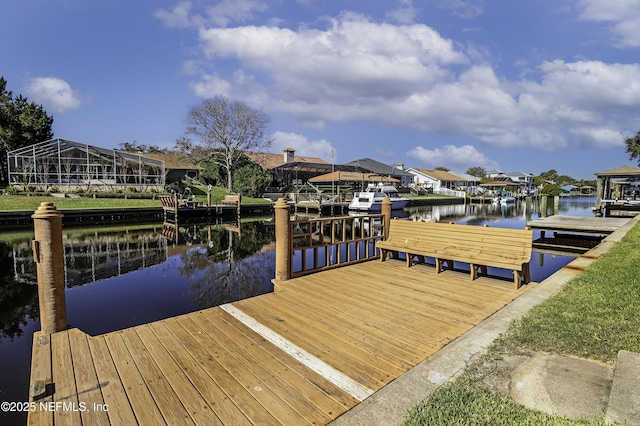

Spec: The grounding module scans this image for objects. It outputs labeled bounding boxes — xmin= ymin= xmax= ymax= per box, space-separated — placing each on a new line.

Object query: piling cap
xmin=31 ymin=202 xmax=64 ymax=219
xmin=274 ymin=198 xmax=290 ymax=209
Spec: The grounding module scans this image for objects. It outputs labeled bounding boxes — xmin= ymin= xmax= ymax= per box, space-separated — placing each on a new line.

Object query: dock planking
xmin=526 ymin=215 xmax=630 ymax=236
xmin=28 ymin=259 xmax=531 ymax=425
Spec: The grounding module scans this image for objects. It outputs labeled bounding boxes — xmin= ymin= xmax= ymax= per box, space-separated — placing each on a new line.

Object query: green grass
xmin=404 ymin=372 xmax=607 ymax=426
xmin=0 ymin=195 xmax=161 ymax=211
xmin=404 ymin=221 xmax=640 ymax=425
xmin=0 ymin=186 xmax=272 ymax=212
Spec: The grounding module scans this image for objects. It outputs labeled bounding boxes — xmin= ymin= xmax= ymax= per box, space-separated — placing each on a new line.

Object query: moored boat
xmin=348 ymin=183 xmax=410 ymax=211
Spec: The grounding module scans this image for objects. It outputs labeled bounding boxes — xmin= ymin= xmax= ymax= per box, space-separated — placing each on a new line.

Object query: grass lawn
xmin=0 ymin=187 xmax=272 ymax=212
xmin=404 ymin=222 xmax=640 ymax=425
xmin=0 ymin=195 xmax=162 ymax=211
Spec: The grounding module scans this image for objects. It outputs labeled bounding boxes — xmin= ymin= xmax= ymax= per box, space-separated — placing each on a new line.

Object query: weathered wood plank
xmin=167 ymin=316 xmax=279 ymax=425
xmin=50 ymin=330 xmax=81 ymax=425
xmin=186 ymin=311 xmax=314 ymax=425
xmin=87 ymin=336 xmax=138 ymax=426
xmin=118 ymin=328 xmax=195 ymax=425
xmin=103 ymin=332 xmax=165 ymax=425
xmin=198 ymin=309 xmax=335 ymax=425
xmin=134 ymin=325 xmax=222 ymax=425
xmin=27 ymin=332 xmax=53 ymax=426
xmin=149 ymin=319 xmax=253 ymax=426
xmin=67 ymin=329 xmax=110 ymax=426
xmin=210 ymin=308 xmax=359 ymax=416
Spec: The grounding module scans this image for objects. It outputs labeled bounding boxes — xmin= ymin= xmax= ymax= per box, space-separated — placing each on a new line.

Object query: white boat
xmin=349 ymin=184 xmax=410 ymax=211
xmin=493 ymin=195 xmax=516 ymax=204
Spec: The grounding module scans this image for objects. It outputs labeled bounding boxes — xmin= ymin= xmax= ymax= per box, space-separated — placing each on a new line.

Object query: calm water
xmin=0 ymin=197 xmax=596 ymax=425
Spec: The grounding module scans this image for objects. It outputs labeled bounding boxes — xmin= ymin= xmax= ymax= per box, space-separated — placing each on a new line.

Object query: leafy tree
xmin=435 ymin=166 xmax=450 ymax=171
xmin=466 ymin=167 xmax=486 ymax=178
xmin=0 ymin=77 xmax=54 ymax=183
xmin=538 ymin=169 xmax=558 ymax=183
xmin=176 ymin=96 xmax=272 ymax=193
xmin=233 ymin=163 xmax=271 ymax=198
xmin=117 ymin=141 xmax=167 ymax=154
xmin=624 ymin=130 xmax=640 ymax=165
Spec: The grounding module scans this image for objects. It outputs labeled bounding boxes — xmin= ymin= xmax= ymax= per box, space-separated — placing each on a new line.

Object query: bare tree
xmin=177 ymin=96 xmax=272 ymax=193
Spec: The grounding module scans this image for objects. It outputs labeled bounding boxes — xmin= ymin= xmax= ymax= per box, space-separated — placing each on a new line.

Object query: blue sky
xmin=3 ymin=0 xmax=640 ymax=180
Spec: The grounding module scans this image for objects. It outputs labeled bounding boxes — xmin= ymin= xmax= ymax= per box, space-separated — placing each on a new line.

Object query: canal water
xmin=0 ymin=197 xmax=596 ymax=425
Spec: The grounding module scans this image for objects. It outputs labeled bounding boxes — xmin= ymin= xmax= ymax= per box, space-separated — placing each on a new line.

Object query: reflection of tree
xmin=177 ymin=221 xmax=275 ymax=309
xmin=0 ymin=243 xmax=39 ymax=342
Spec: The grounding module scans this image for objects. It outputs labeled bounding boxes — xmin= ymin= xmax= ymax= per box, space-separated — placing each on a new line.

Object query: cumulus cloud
xmin=407 ymin=144 xmax=498 ymax=170
xmin=272 ymin=131 xmax=336 ymax=162
xmin=161 ymin=5 xmax=639 ymax=153
xmin=576 ymin=0 xmax=640 ymax=48
xmin=23 ymin=77 xmax=83 ymax=113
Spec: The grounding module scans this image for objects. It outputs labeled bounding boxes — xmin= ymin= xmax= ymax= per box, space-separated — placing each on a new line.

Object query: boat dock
xmin=27 ymin=260 xmax=527 ymax=425
xmin=526 ymin=215 xmax=630 ymax=237
xmin=526 ymin=215 xmax=631 ymax=254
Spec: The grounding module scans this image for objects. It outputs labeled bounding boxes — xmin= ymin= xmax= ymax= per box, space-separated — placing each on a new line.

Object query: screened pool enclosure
xmin=7 ymin=139 xmax=165 ymax=192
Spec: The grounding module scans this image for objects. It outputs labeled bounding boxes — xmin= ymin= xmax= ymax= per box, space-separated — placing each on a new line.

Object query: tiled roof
xmin=246 ymin=152 xmax=328 ymax=170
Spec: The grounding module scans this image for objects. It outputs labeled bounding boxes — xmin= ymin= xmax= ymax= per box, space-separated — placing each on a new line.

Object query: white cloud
xmin=576 ymin=0 xmax=640 ymax=48
xmin=155 ymin=0 xmax=269 ymax=29
xmin=23 ymin=77 xmax=83 ymax=113
xmin=272 ymin=131 xmax=336 ymax=162
xmin=387 ymin=0 xmax=419 ymax=24
xmin=165 ymin=8 xmax=638 ymax=153
xmin=438 ymin=0 xmax=485 ymax=19
xmin=154 ymin=1 xmax=196 ymax=28
xmin=407 ymin=144 xmax=498 ymax=170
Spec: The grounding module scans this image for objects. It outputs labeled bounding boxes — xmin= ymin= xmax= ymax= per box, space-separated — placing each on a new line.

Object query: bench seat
xmin=376 ymin=220 xmax=532 ymax=289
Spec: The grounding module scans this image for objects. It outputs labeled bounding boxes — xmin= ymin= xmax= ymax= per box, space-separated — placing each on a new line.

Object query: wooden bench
xmin=376 ymin=220 xmax=532 ymax=289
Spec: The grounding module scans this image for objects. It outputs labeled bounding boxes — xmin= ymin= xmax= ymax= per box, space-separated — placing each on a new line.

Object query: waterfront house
xmin=345 ymin=158 xmax=414 ymax=187
xmin=406 ymin=168 xmax=469 ymax=196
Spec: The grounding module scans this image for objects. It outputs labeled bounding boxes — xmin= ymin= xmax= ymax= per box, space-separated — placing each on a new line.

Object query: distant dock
xmin=526 ymin=215 xmax=630 ymax=254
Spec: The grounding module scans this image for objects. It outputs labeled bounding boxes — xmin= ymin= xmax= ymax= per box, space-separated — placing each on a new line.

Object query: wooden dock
xmin=27 ymin=260 xmax=530 ymax=425
xmin=526 ymin=215 xmax=630 ymax=236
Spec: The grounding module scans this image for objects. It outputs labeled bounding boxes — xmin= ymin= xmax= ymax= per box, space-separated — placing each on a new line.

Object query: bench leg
xmin=522 ymin=263 xmax=531 ymax=284
xmin=407 ymin=254 xmax=425 ymax=267
xmin=436 ymin=258 xmax=452 ymax=274
xmin=513 ymin=271 xmax=521 ymax=289
xmin=380 ymin=249 xmax=387 ymax=262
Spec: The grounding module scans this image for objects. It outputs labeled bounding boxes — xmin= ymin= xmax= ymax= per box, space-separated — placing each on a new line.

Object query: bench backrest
xmin=387 ymin=219 xmax=532 ymax=269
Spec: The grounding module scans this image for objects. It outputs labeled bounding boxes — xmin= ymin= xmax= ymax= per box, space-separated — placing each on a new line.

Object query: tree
xmin=117 ymin=141 xmax=167 ymax=154
xmin=176 ymin=96 xmax=272 ymax=193
xmin=233 ymin=163 xmax=271 ymax=198
xmin=0 ymin=77 xmax=54 ymax=183
xmin=466 ymin=167 xmax=486 ymax=178
xmin=538 ymin=169 xmax=559 ymax=183
xmin=625 ymin=130 xmax=640 ymax=165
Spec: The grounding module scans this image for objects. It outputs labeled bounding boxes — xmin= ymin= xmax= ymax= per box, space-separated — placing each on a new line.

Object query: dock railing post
xmin=32 ymin=202 xmax=67 ymax=335
xmin=275 ymin=198 xmax=292 ymax=281
xmin=382 ymin=197 xmax=391 ymax=240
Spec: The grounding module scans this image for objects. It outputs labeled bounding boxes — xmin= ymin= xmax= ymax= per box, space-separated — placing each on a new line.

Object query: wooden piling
xmin=274 ymin=198 xmax=291 ymax=282
xmin=31 ymin=202 xmax=67 ymax=335
xmin=382 ymin=197 xmax=391 ymax=240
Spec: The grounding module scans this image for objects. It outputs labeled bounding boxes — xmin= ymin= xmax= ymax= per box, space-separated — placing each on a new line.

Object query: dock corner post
xmin=382 ymin=196 xmax=391 ymax=240
xmin=32 ymin=202 xmax=67 ymax=335
xmin=237 ymin=193 xmax=242 ymax=217
xmin=275 ymin=198 xmax=292 ymax=281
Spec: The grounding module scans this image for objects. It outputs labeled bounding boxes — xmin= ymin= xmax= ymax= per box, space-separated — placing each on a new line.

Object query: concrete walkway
xmin=330 ymin=214 xmax=640 ymax=426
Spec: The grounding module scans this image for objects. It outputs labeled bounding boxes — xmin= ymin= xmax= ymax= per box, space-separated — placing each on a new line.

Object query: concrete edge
xmin=329 ymin=214 xmax=640 ymax=426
